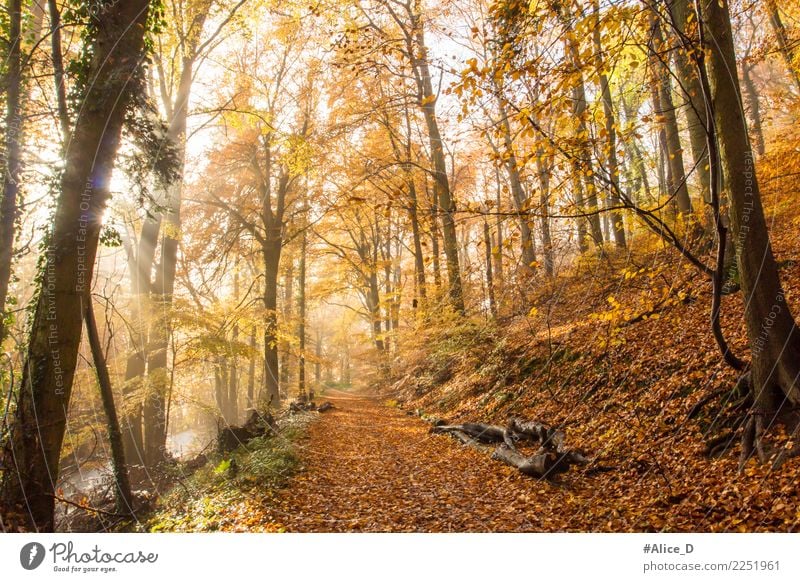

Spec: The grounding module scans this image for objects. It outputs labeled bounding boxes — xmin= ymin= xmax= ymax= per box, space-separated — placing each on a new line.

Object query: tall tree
xmin=0 ymin=0 xmax=23 ymax=345
xmin=2 ymin=0 xmax=153 ymax=531
xmin=700 ymin=0 xmax=800 ymax=460
xmin=592 ymin=0 xmax=626 ymax=248
xmin=648 ymin=8 xmax=693 ymax=216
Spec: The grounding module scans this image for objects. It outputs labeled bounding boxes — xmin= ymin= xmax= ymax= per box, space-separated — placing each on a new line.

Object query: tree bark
xmin=298 ymin=230 xmax=307 ymax=399
xmin=413 ymin=25 xmax=465 ymax=313
xmin=0 ymin=0 xmax=22 ymax=345
xmin=280 ymin=259 xmax=294 ymax=391
xmin=496 ymin=98 xmax=537 ymax=272
xmin=85 ymin=303 xmax=133 ymax=515
xmin=535 ymin=149 xmax=555 ymax=277
xmin=701 ymin=0 xmax=800 ymax=443
xmin=262 ymin=240 xmax=282 ymax=408
xmin=764 ymin=0 xmax=800 ymax=93
xmin=649 ymin=11 xmax=693 ymax=215
xmin=483 ymin=218 xmax=497 ymax=318
xmin=558 ymin=1 xmax=603 ymax=248
xmin=667 ymin=0 xmax=711 ymax=203
xmin=741 ymin=63 xmax=766 ymax=157
xmin=592 ymin=0 xmax=626 ymax=248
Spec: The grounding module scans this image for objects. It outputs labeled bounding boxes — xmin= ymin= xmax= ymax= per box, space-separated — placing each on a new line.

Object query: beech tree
xmin=2 ymin=0 xmax=153 ymax=531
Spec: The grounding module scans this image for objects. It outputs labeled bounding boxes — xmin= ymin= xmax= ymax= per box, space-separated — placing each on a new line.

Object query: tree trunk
xmin=764 ymin=0 xmax=800 ymax=93
xmin=407 ymin=178 xmax=427 ymax=307
xmin=0 ymin=0 xmax=22 ymax=345
xmin=142 ymin=53 xmax=195 ymax=466
xmin=592 ymin=0 xmax=626 ymax=249
xmin=298 ymin=231 xmax=307 ymax=399
xmin=701 ymin=0 xmax=800 ymax=445
xmin=368 ymin=268 xmax=385 ymax=352
xmin=120 ymin=211 xmax=161 ymax=467
xmin=262 ymin=242 xmax=282 ymax=408
xmin=247 ymin=326 xmax=257 ymax=410
xmin=47 ymin=0 xmax=69 ymax=142
xmin=314 ymin=329 xmax=322 ymax=390
xmin=426 ymin=175 xmax=442 ymax=289
xmin=741 ymin=63 xmax=766 ymax=157
xmin=535 ymin=150 xmax=555 ymax=277
xmin=85 ymin=303 xmax=133 ymax=515
xmin=559 ymin=2 xmax=603 ymax=248
xmin=228 ymin=270 xmax=240 ymax=423
xmin=493 ymin=167 xmax=504 ymax=293
xmin=483 ymin=219 xmax=497 ymax=318
xmin=649 ymin=12 xmax=693 ymax=215
xmin=280 ymin=259 xmax=294 ymax=391
xmin=413 ymin=26 xmax=464 ymax=313
xmin=496 ymin=98 xmax=537 ymax=272
xmin=2 ymin=0 xmax=151 ymax=531
xmin=667 ymin=0 xmax=711 ymax=203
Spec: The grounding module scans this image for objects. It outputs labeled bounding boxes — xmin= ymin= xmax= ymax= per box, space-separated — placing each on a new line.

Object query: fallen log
xmin=289 ymin=400 xmax=317 ymax=413
xmin=491 ymin=445 xmax=566 ymax=477
xmin=217 ymin=410 xmax=276 ymax=453
xmin=491 ymin=445 xmax=589 ymax=477
xmin=431 ymin=423 xmax=507 ymax=443
xmin=432 ymin=417 xmax=592 ymax=480
xmin=507 ymin=418 xmax=565 ymax=451
xmin=318 ymin=401 xmax=335 ymax=413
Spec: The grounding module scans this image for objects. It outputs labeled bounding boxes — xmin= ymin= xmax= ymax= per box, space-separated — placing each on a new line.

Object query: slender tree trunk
xmin=280 ymin=260 xmax=294 ymax=391
xmin=47 ymin=0 xmax=69 ymax=142
xmin=741 ymin=63 xmax=766 ymax=157
xmin=667 ymin=0 xmax=711 ymax=203
xmin=247 ymin=326 xmax=256 ymax=410
xmin=496 ymin=98 xmax=537 ymax=272
xmin=559 ymin=1 xmax=603 ymax=248
xmin=649 ymin=12 xmax=693 ymax=215
xmin=535 ymin=150 xmax=555 ymax=277
xmin=314 ymin=329 xmax=322 ymax=390
xmin=620 ymin=97 xmax=654 ymax=205
xmin=407 ymin=179 xmax=427 ymax=307
xmin=120 ymin=212 xmax=160 ymax=467
xmin=483 ymin=218 xmax=497 ymax=318
xmin=493 ymin=167 xmax=504 ymax=294
xmin=85 ymin=303 xmax=133 ymax=515
xmin=427 ymin=177 xmax=442 ymax=289
xmin=368 ymin=268 xmax=385 ymax=352
xmin=0 ymin=0 xmax=22 ymax=346
xmin=1 ymin=0 xmax=151 ymax=531
xmin=764 ymin=0 xmax=800 ymax=93
xmin=262 ymin=242 xmax=282 ymax=408
xmin=228 ymin=270 xmax=240 ymax=423
xmin=143 ymin=54 xmax=195 ymax=466
xmin=298 ymin=231 xmax=307 ymax=399
xmin=593 ymin=0 xmax=626 ymax=248
xmin=413 ymin=26 xmax=464 ymax=313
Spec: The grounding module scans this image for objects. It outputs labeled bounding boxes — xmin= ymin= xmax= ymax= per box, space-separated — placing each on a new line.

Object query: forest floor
xmin=250 ymin=389 xmax=553 ymax=532
xmin=148 ymin=388 xmax=566 ymax=532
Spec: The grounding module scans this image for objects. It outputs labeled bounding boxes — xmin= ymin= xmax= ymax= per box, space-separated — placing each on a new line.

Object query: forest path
xmin=260 ymin=390 xmax=546 ymax=532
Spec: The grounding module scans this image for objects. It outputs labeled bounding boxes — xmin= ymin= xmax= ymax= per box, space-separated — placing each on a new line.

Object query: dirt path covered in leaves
xmin=261 ymin=390 xmax=548 ymax=532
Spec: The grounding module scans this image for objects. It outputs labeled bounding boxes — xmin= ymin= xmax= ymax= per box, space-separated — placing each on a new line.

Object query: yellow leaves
xmin=528 ymin=306 xmax=539 ymax=317
xmin=162 ymin=221 xmax=181 ymax=240
xmin=420 ymin=94 xmax=437 ymax=106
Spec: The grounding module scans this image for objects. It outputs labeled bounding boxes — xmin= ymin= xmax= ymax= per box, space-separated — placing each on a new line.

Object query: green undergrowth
xmin=143 ymin=412 xmax=314 ymax=532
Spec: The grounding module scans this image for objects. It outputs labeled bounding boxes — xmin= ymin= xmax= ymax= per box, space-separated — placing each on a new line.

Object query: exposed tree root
xmin=432 ymin=417 xmax=591 ymax=479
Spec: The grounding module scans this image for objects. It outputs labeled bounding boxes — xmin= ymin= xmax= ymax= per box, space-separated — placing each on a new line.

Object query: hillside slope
xmin=388 ymin=145 xmax=800 ymax=532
